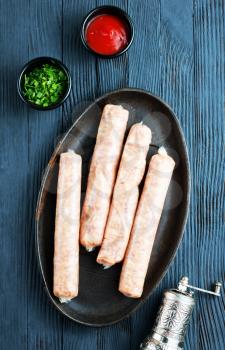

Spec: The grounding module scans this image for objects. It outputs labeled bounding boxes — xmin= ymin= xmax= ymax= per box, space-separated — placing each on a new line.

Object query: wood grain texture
xmin=158 ymin=2 xmax=198 ymax=349
xmin=0 ymin=1 xmax=29 ymax=349
xmin=62 ymin=1 xmax=98 ymax=349
xmin=62 ymin=0 xmax=98 ymax=129
xmin=0 ymin=0 xmax=224 ymax=349
xmin=26 ymin=1 xmax=64 ymax=349
xmin=94 ymin=2 xmax=132 ymax=350
xmin=128 ymin=2 xmax=162 ymax=349
xmin=193 ymin=1 xmax=225 ymax=349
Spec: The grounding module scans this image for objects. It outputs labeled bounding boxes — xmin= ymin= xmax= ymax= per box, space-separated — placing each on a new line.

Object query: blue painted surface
xmin=0 ymin=0 xmax=224 ymax=349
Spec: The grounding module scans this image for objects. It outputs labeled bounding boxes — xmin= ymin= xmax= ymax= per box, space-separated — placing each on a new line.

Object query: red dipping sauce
xmin=85 ymin=14 xmax=129 ymax=56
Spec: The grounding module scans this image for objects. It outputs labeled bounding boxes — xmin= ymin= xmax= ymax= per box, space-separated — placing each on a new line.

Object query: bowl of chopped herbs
xmin=17 ymin=57 xmax=71 ymax=110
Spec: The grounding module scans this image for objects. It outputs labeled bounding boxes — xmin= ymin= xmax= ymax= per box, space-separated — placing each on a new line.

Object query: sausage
xmin=97 ymin=123 xmax=152 ymax=267
xmin=119 ymin=147 xmax=175 ymax=298
xmin=80 ymin=104 xmax=129 ymax=251
xmin=53 ymin=150 xmax=81 ymax=302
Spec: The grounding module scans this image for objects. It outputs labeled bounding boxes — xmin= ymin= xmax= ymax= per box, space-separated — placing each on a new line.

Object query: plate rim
xmin=35 ymin=87 xmax=191 ymax=327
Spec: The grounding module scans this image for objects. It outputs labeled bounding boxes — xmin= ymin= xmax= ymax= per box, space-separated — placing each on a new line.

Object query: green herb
xmin=23 ymin=63 xmax=68 ymax=107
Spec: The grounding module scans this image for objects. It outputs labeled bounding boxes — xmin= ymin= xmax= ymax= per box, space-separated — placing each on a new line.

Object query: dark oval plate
xmin=36 ymin=88 xmax=190 ymax=326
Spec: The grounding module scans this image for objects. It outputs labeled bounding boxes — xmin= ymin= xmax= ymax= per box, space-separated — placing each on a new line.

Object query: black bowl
xmin=81 ymin=6 xmax=134 ymax=58
xmin=17 ymin=57 xmax=71 ymax=110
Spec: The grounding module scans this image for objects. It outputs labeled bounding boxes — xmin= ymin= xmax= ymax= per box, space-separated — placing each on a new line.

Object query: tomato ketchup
xmin=85 ymin=14 xmax=129 ymax=56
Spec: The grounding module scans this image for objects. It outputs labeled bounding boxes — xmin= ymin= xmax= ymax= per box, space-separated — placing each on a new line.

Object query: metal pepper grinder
xmin=140 ymin=276 xmax=222 ymax=350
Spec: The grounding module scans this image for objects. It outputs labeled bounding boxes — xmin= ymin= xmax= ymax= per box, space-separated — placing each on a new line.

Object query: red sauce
xmin=85 ymin=14 xmax=129 ymax=55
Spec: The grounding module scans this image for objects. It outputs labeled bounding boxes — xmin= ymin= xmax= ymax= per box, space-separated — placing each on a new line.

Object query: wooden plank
xmin=158 ymin=2 xmax=196 ymax=348
xmin=94 ymin=0 xmax=129 ymax=97
xmin=193 ymin=1 xmax=225 ymax=349
xmin=127 ymin=1 xmax=163 ymax=349
xmin=24 ymin=0 xmax=64 ymax=349
xmin=61 ymin=1 xmax=98 ymax=349
xmin=128 ymin=0 xmax=161 ymax=95
xmin=0 ymin=1 xmax=29 ymax=349
xmin=62 ymin=0 xmax=98 ymax=130
xmin=93 ymin=1 xmax=132 ymax=349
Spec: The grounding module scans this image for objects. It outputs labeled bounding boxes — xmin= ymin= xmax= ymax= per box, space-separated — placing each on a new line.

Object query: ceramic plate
xmin=36 ymin=88 xmax=190 ymax=326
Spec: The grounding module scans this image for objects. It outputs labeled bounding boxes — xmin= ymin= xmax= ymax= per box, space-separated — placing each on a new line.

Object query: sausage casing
xmin=80 ymin=104 xmax=129 ymax=250
xmin=53 ymin=150 xmax=81 ymax=302
xmin=97 ymin=123 xmax=151 ymax=267
xmin=119 ymin=147 xmax=175 ymax=298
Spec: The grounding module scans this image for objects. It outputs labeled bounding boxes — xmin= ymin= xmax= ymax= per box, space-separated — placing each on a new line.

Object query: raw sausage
xmin=80 ymin=104 xmax=129 ymax=251
xmin=97 ymin=123 xmax=151 ymax=267
xmin=53 ymin=150 xmax=81 ymax=302
xmin=119 ymin=147 xmax=175 ymax=298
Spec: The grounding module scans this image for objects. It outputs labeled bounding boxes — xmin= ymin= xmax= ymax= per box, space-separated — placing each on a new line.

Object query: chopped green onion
xmin=23 ymin=63 xmax=68 ymax=107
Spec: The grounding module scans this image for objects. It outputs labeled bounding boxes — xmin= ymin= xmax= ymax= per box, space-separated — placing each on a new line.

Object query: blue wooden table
xmin=0 ymin=0 xmax=224 ymax=349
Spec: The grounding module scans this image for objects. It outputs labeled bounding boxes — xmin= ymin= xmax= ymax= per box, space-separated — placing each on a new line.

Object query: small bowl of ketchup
xmin=81 ymin=6 xmax=134 ymax=58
